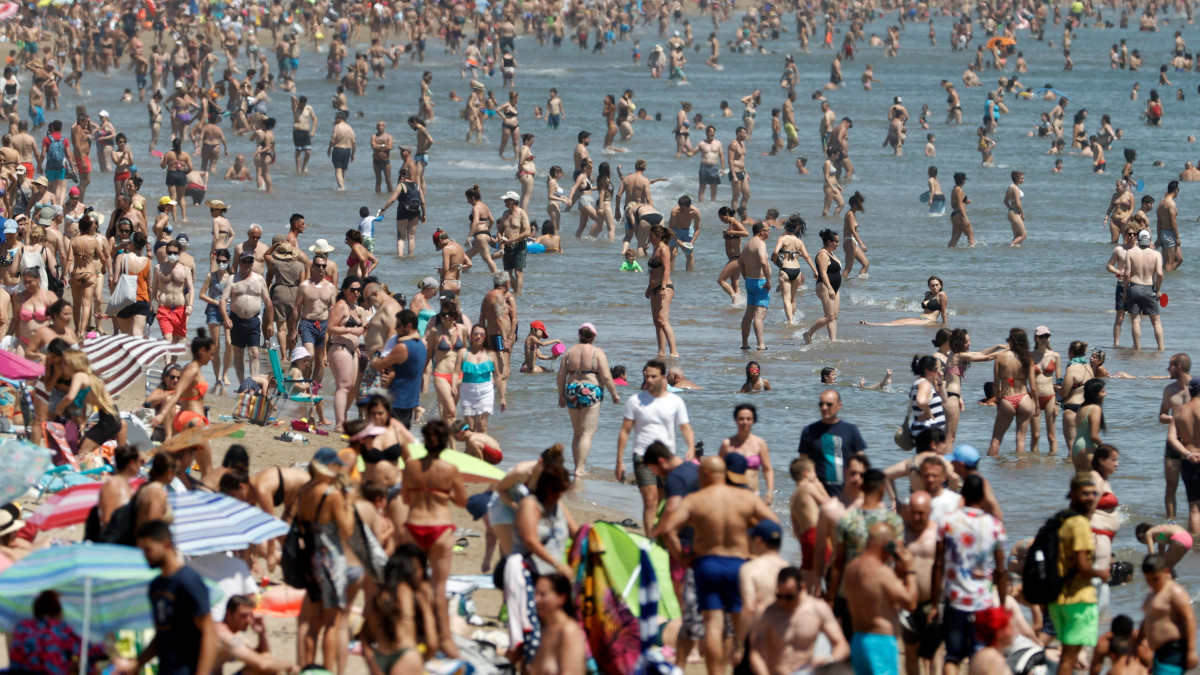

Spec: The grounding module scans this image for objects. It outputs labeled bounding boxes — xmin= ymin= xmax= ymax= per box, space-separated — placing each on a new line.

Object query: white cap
xmin=1137 ymin=230 xmax=1152 ymax=246
xmin=98 ymin=110 xmax=109 ymax=117
xmin=501 ymin=190 xmax=521 ymax=202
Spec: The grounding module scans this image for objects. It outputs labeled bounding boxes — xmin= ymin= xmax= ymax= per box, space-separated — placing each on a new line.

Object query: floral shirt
xmin=836 ymin=506 xmax=903 ymax=565
xmin=9 ymin=617 xmax=105 ymax=675
xmin=939 ymin=506 xmax=1006 ymax=612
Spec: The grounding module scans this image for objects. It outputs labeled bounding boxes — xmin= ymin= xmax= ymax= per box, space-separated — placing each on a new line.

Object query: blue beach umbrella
xmin=168 ymin=491 xmax=289 ymax=556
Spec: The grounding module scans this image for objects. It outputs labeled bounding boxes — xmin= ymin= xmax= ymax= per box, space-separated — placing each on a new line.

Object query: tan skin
xmin=802 ymin=236 xmax=841 ymax=343
xmin=1030 ymin=334 xmax=1062 ymax=454
xmin=718 ymin=408 xmax=775 ymax=497
xmin=66 ymin=218 xmax=107 ymax=333
xmin=861 ymin=277 xmax=948 ymax=326
xmin=987 ymin=343 xmax=1038 ymax=456
xmin=1060 ymin=352 xmax=1094 ymax=450
xmin=943 ymin=333 xmax=1005 ymax=447
xmin=294 ymin=472 xmax=355 ymax=673
xmin=151 ymin=343 xmax=215 ymax=478
xmin=646 ymin=228 xmax=678 ymax=357
xmin=530 ymin=577 xmax=586 ymax=675
xmin=98 ymin=454 xmax=142 ymax=527
xmin=949 ymin=181 xmax=975 ymax=247
xmin=401 ymin=447 xmax=468 ymax=659
xmin=424 ymin=311 xmax=466 ymax=425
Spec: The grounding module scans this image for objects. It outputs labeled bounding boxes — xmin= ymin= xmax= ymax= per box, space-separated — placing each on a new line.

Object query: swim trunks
xmin=155 ymin=305 xmax=188 ymax=338
xmin=292 ymin=128 xmax=312 ymax=151
xmin=1114 ymin=282 xmax=1130 ymax=313
xmin=850 ymin=633 xmax=901 ymax=675
xmin=1048 ymin=602 xmax=1098 ymax=646
xmin=1158 ymin=230 xmax=1179 ymax=249
xmin=1181 ymin=461 xmax=1200 ymax=503
xmin=691 ymin=554 xmax=745 ymax=613
xmin=698 ymin=164 xmax=721 ymax=186
xmin=503 ymin=240 xmax=527 ymax=271
xmin=745 ymin=278 xmax=770 ymax=307
xmin=231 ymin=313 xmax=262 ymax=349
xmin=331 ymin=147 xmax=351 ymax=170
xmin=297 ymin=317 xmax=327 ymax=347
xmin=1125 ymin=282 xmax=1159 ymax=316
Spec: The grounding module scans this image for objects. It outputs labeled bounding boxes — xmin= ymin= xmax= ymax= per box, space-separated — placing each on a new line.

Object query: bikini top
xmin=461 ymin=358 xmax=495 ymax=383
xmin=20 ymin=304 xmax=48 ymax=322
xmin=437 ymin=329 xmax=464 ymax=352
xmin=1096 ymin=491 xmax=1119 ymax=510
xmin=179 ymin=379 xmax=209 ymax=402
xmin=362 ymin=443 xmax=405 ymax=464
xmin=345 ymin=315 xmax=361 ymax=329
xmin=921 ymin=295 xmax=942 ymax=312
xmin=648 ymin=256 xmax=663 ymax=269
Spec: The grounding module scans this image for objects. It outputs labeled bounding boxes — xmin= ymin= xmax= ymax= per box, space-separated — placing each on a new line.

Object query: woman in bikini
xmin=66 ymin=215 xmax=105 ymax=333
xmin=495 ymin=91 xmax=520 ymax=160
xmin=557 ymin=322 xmax=618 ymax=477
xmin=147 ymin=91 xmax=163 ymax=154
xmin=530 ymin=574 xmax=586 ymax=675
xmin=841 ymin=191 xmax=869 ymax=278
xmin=718 ymin=402 xmax=775 ymax=498
xmin=943 ymin=328 xmax=1004 ymax=447
xmin=327 ymin=276 xmax=368 ymax=431
xmin=739 ymin=361 xmax=771 ymax=393
xmin=359 ymin=554 xmax=434 ymax=675
xmin=56 ymin=350 xmax=124 ymax=463
xmin=861 ymin=275 xmax=949 ymax=327
xmin=160 ymin=138 xmax=193 ymax=221
xmin=1088 ymin=445 xmax=1121 ymax=584
xmin=544 ymin=166 xmax=570 ymax=236
xmin=1059 ymin=340 xmax=1094 ymax=451
xmin=591 ymin=162 xmax=617 ymax=239
xmin=344 ymin=230 xmax=378 ymax=278
xmin=647 ymin=224 xmax=679 ymax=358
xmin=949 ymin=171 xmax=974 ymax=247
xmin=1135 ymin=521 xmax=1194 ymax=573
xmin=252 ymin=117 xmax=276 ymax=193
xmin=25 ymin=298 xmax=77 ymax=360
xmin=401 ymin=420 xmax=467 ymax=659
xmin=1003 ymin=170 xmax=1028 ymax=246
xmin=424 ymin=299 xmax=465 ymax=425
xmin=151 ymin=329 xmax=216 ymax=478
xmin=568 ymin=159 xmax=600 ymax=238
xmin=10 ymin=266 xmax=56 ymax=356
xmin=464 ymin=185 xmax=497 ymax=274
xmin=602 ymin=94 xmax=619 ymax=151
xmin=986 ymin=327 xmax=1039 ymax=456
xmin=458 ymin=324 xmax=505 ymax=433
xmin=516 ymin=133 xmax=536 ymax=209
xmin=1029 ymin=327 xmax=1061 ymax=454
xmin=771 ymin=214 xmax=815 ymax=326
xmin=1071 ymin=378 xmax=1106 ymax=471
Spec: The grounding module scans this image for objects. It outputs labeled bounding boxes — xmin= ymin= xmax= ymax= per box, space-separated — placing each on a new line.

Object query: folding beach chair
xmin=266 ymin=346 xmax=322 ymax=420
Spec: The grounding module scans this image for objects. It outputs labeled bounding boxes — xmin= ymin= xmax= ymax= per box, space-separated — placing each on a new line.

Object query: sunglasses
xmin=240 ymin=259 xmax=254 ymax=264
xmin=775 ymin=592 xmax=798 ymax=600
xmin=248 ymin=235 xmax=261 ymax=239
xmin=348 ymin=287 xmax=362 ymax=293
xmin=313 ymin=263 xmax=327 ymax=269
xmin=819 ymin=402 xmax=836 ymax=407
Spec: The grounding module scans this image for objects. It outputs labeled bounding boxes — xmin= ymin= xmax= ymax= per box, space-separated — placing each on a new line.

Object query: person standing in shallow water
xmin=802 ymin=229 xmax=842 ymax=344
xmin=948 ymin=172 xmax=974 ymax=247
xmin=557 ymin=323 xmax=620 ymax=477
xmin=1004 ymin=170 xmax=1028 ymax=247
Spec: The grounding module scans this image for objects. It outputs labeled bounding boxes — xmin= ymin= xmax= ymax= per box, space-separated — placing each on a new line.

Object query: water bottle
xmin=217 ymin=414 xmax=235 ymax=422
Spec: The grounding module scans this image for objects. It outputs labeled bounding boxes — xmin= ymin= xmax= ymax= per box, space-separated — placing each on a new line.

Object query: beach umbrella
xmin=0 ymin=543 xmax=157 ymax=675
xmin=0 ymin=440 xmax=52 ymax=504
xmin=168 ymin=491 xmax=288 ymax=556
xmin=634 ymin=543 xmax=681 ymax=675
xmin=0 ymin=349 xmax=44 ymax=381
xmin=80 ymin=334 xmax=188 ymax=397
xmin=0 ymin=2 xmax=19 ymax=18
xmin=27 ymin=478 xmax=146 ymax=530
xmin=576 ymin=525 xmax=640 ymax=675
xmin=156 ymin=421 xmax=245 ymax=454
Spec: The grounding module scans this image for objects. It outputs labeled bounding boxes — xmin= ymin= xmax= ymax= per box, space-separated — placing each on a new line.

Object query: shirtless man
xmin=652 ymin=456 xmax=779 ymax=675
xmin=572 ymin=131 xmax=591 ymax=179
xmin=363 ymin=281 xmax=402 ymax=356
xmin=152 ymin=240 xmax=195 ymax=346
xmin=1136 ymin=554 xmax=1198 ymax=675
xmin=327 ymin=113 xmax=355 ymax=191
xmin=1179 ymin=162 xmax=1200 ymax=181
xmin=900 ymin=491 xmax=941 ymax=675
xmin=370 ymin=120 xmax=394 ymax=194
xmin=695 ymin=126 xmax=724 ymax=203
xmin=736 ymin=519 xmax=790 ymax=667
xmin=813 ymin=453 xmax=867 ymax=604
xmin=198 ymin=119 xmax=228 ymax=175
xmin=435 ymin=229 xmax=470 ymax=299
xmin=727 ymin=126 xmax=749 ymax=211
xmin=213 ymin=595 xmax=298 ymax=675
xmin=737 ymin=222 xmax=771 ymax=350
xmin=716 ymin=207 xmax=748 ymax=303
xmin=828 ymin=117 xmax=854 ymax=180
xmin=782 ymin=92 xmax=799 ymax=151
xmin=546 ymin=88 xmax=565 ymax=131
xmin=478 ymin=273 xmax=517 ymax=383
xmin=668 ymin=195 xmax=701 ymax=271
xmin=1156 ymin=180 xmax=1182 ymax=271
xmin=408 ymin=116 xmax=433 ymax=194
xmin=818 ymin=101 xmax=837 ymax=149
xmin=885 ymin=96 xmax=908 ymax=156
xmin=1160 ymin=354 xmax=1192 ymax=522
xmin=1106 ymin=226 xmax=1137 ymax=347
xmin=220 ymin=251 xmax=275 ymax=380
xmin=750 ymin=567 xmax=849 ymax=675
xmin=290 ymin=256 xmax=335 ymax=395
xmin=224 ymin=155 xmax=251 ymax=181
xmin=495 ymin=193 xmax=531 ymax=294
xmin=232 ymin=224 xmax=268 ymax=275
xmin=10 ymin=121 xmax=36 ymax=178
xmin=1122 ymin=230 xmax=1165 ymax=351
xmin=1172 ymin=378 xmax=1200 ymax=538
xmin=843 ymin=522 xmax=918 ymax=675
xmin=788 ymin=458 xmax=831 ymax=589
xmin=290 ymin=95 xmax=317 ymax=173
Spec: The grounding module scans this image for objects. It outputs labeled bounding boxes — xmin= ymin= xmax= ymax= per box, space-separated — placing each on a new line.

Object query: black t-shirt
xmin=664 ymin=461 xmax=700 ymax=551
xmin=148 ymin=566 xmax=210 ymax=675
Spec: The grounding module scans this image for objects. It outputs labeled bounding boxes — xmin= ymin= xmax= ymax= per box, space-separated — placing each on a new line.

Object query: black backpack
xmin=1021 ymin=509 xmax=1079 ymax=605
xmin=281 ymin=491 xmax=327 ymax=590
xmin=91 ymin=492 xmax=140 ymax=547
xmin=398 ymin=182 xmax=422 ymax=219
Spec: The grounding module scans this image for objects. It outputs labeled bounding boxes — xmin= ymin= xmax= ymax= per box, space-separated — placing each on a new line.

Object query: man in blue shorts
xmin=668 ymin=195 xmax=701 ymax=272
xmin=654 ymin=455 xmax=778 ymax=675
xmin=739 ymin=222 xmax=771 ymax=350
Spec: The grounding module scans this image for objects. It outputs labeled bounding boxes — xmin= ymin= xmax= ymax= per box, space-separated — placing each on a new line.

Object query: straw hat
xmin=273 ymin=241 xmax=296 ymax=259
xmin=0 ymin=503 xmax=25 ymax=537
xmin=205 ymin=199 xmax=229 ymax=211
xmin=308 ymin=238 xmax=336 ymax=254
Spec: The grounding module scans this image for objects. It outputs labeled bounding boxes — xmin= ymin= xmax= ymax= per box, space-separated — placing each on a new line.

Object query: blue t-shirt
xmin=797 ymin=420 xmax=867 ymax=493
xmin=664 ymin=461 xmax=700 ymax=551
xmin=148 ymin=566 xmax=210 ymax=675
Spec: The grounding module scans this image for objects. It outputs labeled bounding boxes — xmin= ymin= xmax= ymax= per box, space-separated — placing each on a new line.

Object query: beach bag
xmin=281 ymin=492 xmax=326 ymax=589
xmin=233 ymin=391 xmax=270 ymax=425
xmin=1021 ymin=510 xmax=1078 ymax=605
xmin=106 ymin=256 xmax=138 ymax=314
xmin=357 ymin=351 xmax=384 ymax=400
xmin=893 ymin=409 xmax=915 ymax=450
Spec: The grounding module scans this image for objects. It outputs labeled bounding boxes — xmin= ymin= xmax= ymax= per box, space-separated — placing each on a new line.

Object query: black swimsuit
xmin=825 ymin=256 xmax=843 ymax=293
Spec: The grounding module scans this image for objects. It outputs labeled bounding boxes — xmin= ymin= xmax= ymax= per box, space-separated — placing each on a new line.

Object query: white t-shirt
xmin=929 ymin=488 xmax=962 ymax=525
xmin=189 ymin=552 xmax=260 ymax=621
xmin=358 ymin=215 xmax=375 ymax=239
xmin=623 ymin=390 xmax=690 ymax=457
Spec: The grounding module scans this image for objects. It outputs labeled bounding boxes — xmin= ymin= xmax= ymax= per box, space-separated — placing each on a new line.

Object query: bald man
xmin=843 ymin=522 xmax=917 ymax=675
xmin=233 ymin=224 xmax=269 ymax=274
xmin=901 ymin=491 xmax=941 ymax=675
xmin=654 ymin=456 xmax=779 ymax=675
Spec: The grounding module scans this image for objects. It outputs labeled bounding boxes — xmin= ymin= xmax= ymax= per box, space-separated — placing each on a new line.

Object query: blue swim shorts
xmin=745 ymin=278 xmax=770 ymax=308
xmin=691 ymin=555 xmax=745 ymax=613
xmin=850 ymin=632 xmax=900 ymax=675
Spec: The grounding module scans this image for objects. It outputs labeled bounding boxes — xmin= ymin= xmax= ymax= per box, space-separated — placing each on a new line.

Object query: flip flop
xmin=453 ymin=537 xmax=470 ymax=552
xmin=618 ymin=518 xmax=639 ymax=529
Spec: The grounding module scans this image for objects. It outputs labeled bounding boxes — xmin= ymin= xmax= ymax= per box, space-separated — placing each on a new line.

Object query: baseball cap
xmin=749 ymin=519 xmax=783 ymax=544
xmin=37 ymin=206 xmax=55 ymax=226
xmin=1188 ymin=376 xmax=1200 ymax=396
xmin=724 ymin=453 xmax=750 ymax=486
xmin=1137 ymin=230 xmax=1152 ymax=246
xmin=2 ymin=220 xmax=16 ymax=235
xmin=949 ymin=444 xmax=981 ymax=468
xmin=501 ymin=190 xmax=521 ymax=202
xmin=1034 ymin=325 xmax=1050 ymax=337
xmin=349 ymin=424 xmax=386 ymax=442
xmin=1070 ymin=471 xmax=1096 ymax=490
xmin=239 ymin=250 xmax=255 ymax=260
xmin=158 ymin=196 xmax=177 ymax=206
xmin=310 ymin=447 xmax=346 ymax=476
xmin=14 ymin=165 xmax=26 ymax=175
xmin=530 ymin=320 xmax=548 ymax=335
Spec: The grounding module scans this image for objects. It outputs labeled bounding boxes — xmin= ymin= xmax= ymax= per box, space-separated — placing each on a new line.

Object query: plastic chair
xmin=144 ymin=367 xmax=163 ymax=401
xmin=266 ymin=346 xmax=322 ymax=420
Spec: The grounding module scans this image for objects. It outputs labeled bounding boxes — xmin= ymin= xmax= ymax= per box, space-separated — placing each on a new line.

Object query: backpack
xmin=45 ymin=134 xmax=66 ymax=170
xmin=281 ymin=491 xmax=328 ymax=590
xmin=1021 ymin=509 xmax=1078 ymax=605
xmin=398 ymin=181 xmax=422 ymax=219
xmin=92 ymin=491 xmax=140 ymax=547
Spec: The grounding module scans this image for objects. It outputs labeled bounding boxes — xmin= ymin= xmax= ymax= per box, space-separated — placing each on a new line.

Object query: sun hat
xmin=290 ymin=345 xmax=312 ymax=362
xmin=530 ymin=320 xmax=548 ymax=335
xmin=309 ymin=239 xmax=336 ymax=253
xmin=205 ymin=199 xmax=229 ymax=210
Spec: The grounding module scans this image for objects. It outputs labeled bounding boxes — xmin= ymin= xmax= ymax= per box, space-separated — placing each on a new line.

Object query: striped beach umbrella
xmin=81 ymin=334 xmax=188 ymax=397
xmin=168 ymin=492 xmax=289 ymax=556
xmin=27 ymin=479 xmax=146 ymax=531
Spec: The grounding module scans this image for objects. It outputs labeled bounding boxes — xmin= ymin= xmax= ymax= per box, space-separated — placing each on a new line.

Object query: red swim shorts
xmin=156 ymin=305 xmax=188 ymax=338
